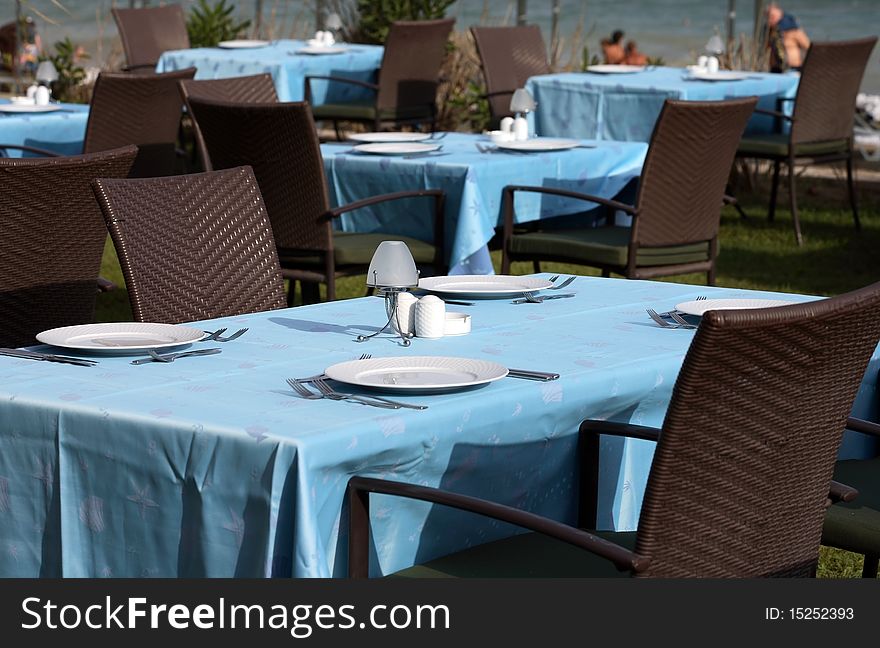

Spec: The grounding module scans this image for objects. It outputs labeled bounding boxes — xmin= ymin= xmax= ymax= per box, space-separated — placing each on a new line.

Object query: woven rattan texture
xmin=0 ymin=146 xmax=137 ymax=347
xmin=84 ymin=68 xmax=196 ymax=176
xmin=179 ymin=75 xmax=280 ymax=172
xmin=790 ymin=37 xmax=877 ymax=145
xmin=471 ymin=25 xmax=550 ymax=122
xmin=112 ymin=5 xmax=190 ymax=70
xmin=186 ymin=98 xmax=333 ymax=253
xmin=635 ymin=98 xmax=756 ymax=247
xmin=92 ymin=166 xmax=286 ymax=324
xmin=634 ymin=282 xmax=880 ymax=577
xmin=375 ymin=19 xmax=455 ymax=113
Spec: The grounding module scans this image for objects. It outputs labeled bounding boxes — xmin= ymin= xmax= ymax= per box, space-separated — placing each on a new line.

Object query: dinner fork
xmin=549 ymin=276 xmax=576 ymax=290
xmin=657 ymin=295 xmax=706 ymax=318
xmin=131 ymin=348 xmax=222 ymax=364
xmin=286 ymin=378 xmax=323 ymax=399
xmin=214 ymin=328 xmax=248 ymax=342
xmin=201 ymin=328 xmax=227 ymax=341
xmin=668 ymin=312 xmax=699 ymax=329
xmin=646 ymin=308 xmax=694 ymax=329
xmin=312 ymin=378 xmax=400 ymax=409
xmin=512 ymin=292 xmax=575 ymax=304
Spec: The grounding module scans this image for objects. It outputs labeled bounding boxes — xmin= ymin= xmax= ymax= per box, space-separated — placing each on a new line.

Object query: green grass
xmin=93 ymin=175 xmax=880 ymax=578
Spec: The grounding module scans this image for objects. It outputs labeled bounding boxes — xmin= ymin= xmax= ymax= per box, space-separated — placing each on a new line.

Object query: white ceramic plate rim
xmin=348 ymin=132 xmax=432 ymax=143
xmin=0 ymin=103 xmax=63 ymax=113
xmin=324 ymin=356 xmax=508 ymax=391
xmin=686 ymin=70 xmax=750 ymax=81
xmin=495 ymin=137 xmax=580 ymax=152
xmin=675 ymin=298 xmax=796 ymax=316
xmin=36 ymin=322 xmax=205 ymax=353
xmin=586 ymin=64 xmax=646 ymax=73
xmin=217 ymin=39 xmax=270 ymax=48
xmin=353 ymin=142 xmax=441 ymax=155
xmin=418 ymin=275 xmax=555 ymax=296
xmin=296 ymin=46 xmax=349 ymax=54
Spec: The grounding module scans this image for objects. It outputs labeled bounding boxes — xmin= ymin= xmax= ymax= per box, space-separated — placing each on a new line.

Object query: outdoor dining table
xmin=156 ymin=40 xmax=384 ymax=104
xmin=526 ymin=66 xmax=800 ymax=142
xmin=0 ymin=276 xmax=876 ymax=578
xmin=0 ymin=101 xmax=89 ymax=157
xmin=321 ymin=133 xmax=648 ymax=275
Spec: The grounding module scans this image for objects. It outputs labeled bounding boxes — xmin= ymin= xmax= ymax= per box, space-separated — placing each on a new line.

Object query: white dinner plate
xmin=352 ymin=142 xmax=441 ymax=155
xmin=296 ymin=46 xmax=349 ymax=55
xmin=495 ymin=137 xmax=581 ymax=152
xmin=348 ymin=132 xmax=432 ymax=143
xmin=675 ymin=298 xmax=796 ymax=316
xmin=686 ymin=70 xmax=751 ymax=81
xmin=585 ymin=64 xmax=646 ymax=74
xmin=36 ymin=322 xmax=206 ymax=354
xmin=0 ymin=103 xmax=63 ymax=113
xmin=418 ymin=275 xmax=555 ymax=298
xmin=324 ymin=356 xmax=508 ymax=393
xmin=217 ymin=39 xmax=270 ymax=49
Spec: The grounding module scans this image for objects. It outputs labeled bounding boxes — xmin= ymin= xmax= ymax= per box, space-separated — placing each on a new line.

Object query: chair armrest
xmin=122 ymin=63 xmax=159 ymax=73
xmin=846 ymin=417 xmax=880 ymax=438
xmin=579 ymin=419 xmax=661 ymax=442
xmin=304 ymin=75 xmax=379 ymax=104
xmin=326 ymin=189 xmax=447 ymax=273
xmin=0 ymin=144 xmax=62 ymax=158
xmin=503 ymin=185 xmax=637 ymax=215
xmin=828 ymin=480 xmax=858 ymax=504
xmin=96 ymin=277 xmax=116 ymax=293
xmin=347 ymin=476 xmax=648 ymax=578
xmin=754 ymin=107 xmax=794 ymax=122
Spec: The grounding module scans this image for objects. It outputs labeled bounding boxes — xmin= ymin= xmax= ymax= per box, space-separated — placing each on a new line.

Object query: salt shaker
xmin=499 ymin=116 xmax=514 ymax=135
xmin=706 ymin=56 xmax=719 ymax=74
xmin=414 ymin=295 xmax=445 ymax=339
xmin=513 ymin=115 xmax=529 ymax=141
xmin=697 ymin=55 xmax=708 ymax=70
xmin=34 ymin=85 xmax=51 ymax=106
xmin=26 ymin=84 xmax=38 ymax=101
xmin=393 ymin=292 xmax=418 ymax=337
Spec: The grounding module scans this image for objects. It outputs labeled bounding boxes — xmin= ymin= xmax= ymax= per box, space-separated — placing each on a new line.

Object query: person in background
xmin=767 ymin=2 xmax=810 ymax=71
xmin=624 ymin=41 xmax=648 ymax=66
xmin=601 ymin=30 xmax=625 ymax=64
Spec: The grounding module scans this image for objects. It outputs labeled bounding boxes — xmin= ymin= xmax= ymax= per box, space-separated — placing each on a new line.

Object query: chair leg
xmin=301 ymin=281 xmax=321 ymax=304
xmin=846 ymin=155 xmax=860 ymax=231
xmin=863 ymin=554 xmax=879 ymax=579
xmin=768 ymin=160 xmax=781 ymax=222
xmin=326 ymin=274 xmax=336 ymax=302
xmin=333 ymin=121 xmax=342 ymax=141
xmin=532 ymin=261 xmax=541 ymax=273
xmin=707 ymin=268 xmax=716 ymax=286
xmin=601 ymin=269 xmax=611 ymax=278
xmin=788 ymin=159 xmax=803 ymax=246
xmin=286 ymin=279 xmax=297 ymax=307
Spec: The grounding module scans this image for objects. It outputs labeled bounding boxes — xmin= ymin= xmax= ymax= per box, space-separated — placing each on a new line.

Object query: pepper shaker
xmin=414 ymin=295 xmax=446 ymax=338
xmin=393 ymin=292 xmax=418 ymax=337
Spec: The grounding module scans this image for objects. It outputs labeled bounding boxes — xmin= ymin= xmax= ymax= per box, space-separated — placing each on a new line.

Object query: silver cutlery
xmin=131 ymin=348 xmax=222 ymax=364
xmin=201 ymin=328 xmax=227 ymax=341
xmin=646 ymin=308 xmax=695 ymax=329
xmin=507 ymin=368 xmax=560 ymax=381
xmin=301 ymin=378 xmax=398 ymax=409
xmin=657 ymin=295 xmax=706 ymax=318
xmin=0 ymin=348 xmax=97 ymax=366
xmin=668 ymin=312 xmax=698 ymax=329
xmin=442 ymin=299 xmax=474 ymax=306
xmin=548 ymin=274 xmax=559 ymax=282
xmin=214 ymin=328 xmax=248 ymax=342
xmin=403 ymin=152 xmax=449 ymax=159
xmin=512 ymin=292 xmax=575 ymax=304
xmin=549 ymin=276 xmax=576 ymax=290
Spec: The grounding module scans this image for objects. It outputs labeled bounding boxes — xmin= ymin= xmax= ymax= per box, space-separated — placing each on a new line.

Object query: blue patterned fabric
xmin=0 ymin=102 xmax=89 ymax=156
xmin=321 ymin=133 xmax=647 ymax=274
xmin=526 ymin=67 xmax=800 ymax=142
xmin=0 ymin=276 xmax=876 ymax=577
xmin=156 ymin=40 xmax=384 ymax=103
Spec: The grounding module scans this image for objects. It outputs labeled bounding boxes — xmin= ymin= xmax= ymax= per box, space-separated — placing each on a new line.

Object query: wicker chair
xmin=348 ymin=280 xmax=880 ymax=577
xmin=305 ymin=19 xmax=455 ymax=139
xmin=0 ymin=146 xmax=137 ymax=348
xmin=822 ymin=415 xmax=880 ymax=578
xmin=85 ymin=68 xmax=196 ymax=178
xmin=470 ymin=25 xmax=551 ymax=128
xmin=736 ymin=37 xmax=878 ymax=245
xmin=178 ymin=74 xmax=279 ymax=171
xmin=91 ymin=166 xmax=287 ymax=324
xmin=111 ymin=4 xmax=190 ymax=74
xmin=185 ymin=98 xmax=446 ymax=303
xmin=501 ymin=97 xmax=757 ymax=285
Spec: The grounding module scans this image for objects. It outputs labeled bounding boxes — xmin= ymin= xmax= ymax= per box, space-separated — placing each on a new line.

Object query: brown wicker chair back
xmin=374 ymin=19 xmax=455 ymax=116
xmin=470 ymin=25 xmax=550 ymax=123
xmin=635 ymin=281 xmax=880 ymax=577
xmin=789 ymin=37 xmax=877 ymax=145
xmin=84 ymin=68 xmax=196 ymax=177
xmin=91 ymin=166 xmax=287 ymax=324
xmin=111 ymin=4 xmax=190 ymax=72
xmin=179 ymin=74 xmax=280 ymax=171
xmin=634 ymin=98 xmax=756 ymax=247
xmin=0 ymin=146 xmax=138 ymax=347
xmin=186 ymin=98 xmax=333 ymax=254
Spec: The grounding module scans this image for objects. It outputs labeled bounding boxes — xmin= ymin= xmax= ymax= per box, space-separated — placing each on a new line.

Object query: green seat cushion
xmin=311 ymin=101 xmax=433 ymax=122
xmin=280 ymin=231 xmax=436 ymax=268
xmin=822 ymin=457 xmax=880 ymax=556
xmin=738 ymin=134 xmax=849 ymax=157
xmin=508 ymin=226 xmax=709 ymax=268
xmin=390 ymin=530 xmax=637 ymax=578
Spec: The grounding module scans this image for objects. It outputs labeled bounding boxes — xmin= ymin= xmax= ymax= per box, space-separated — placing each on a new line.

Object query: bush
xmin=351 ymin=0 xmax=455 ymax=44
xmin=186 ymin=0 xmax=251 ymax=48
xmin=42 ymin=37 xmax=88 ymax=103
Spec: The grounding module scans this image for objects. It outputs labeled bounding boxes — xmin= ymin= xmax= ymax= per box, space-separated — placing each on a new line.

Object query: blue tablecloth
xmin=0 ymin=102 xmax=89 ymax=156
xmin=157 ymin=40 xmax=384 ymax=104
xmin=526 ymin=67 xmax=800 ymax=142
xmin=321 ymin=134 xmax=647 ymax=274
xmin=0 ymin=276 xmax=876 ymax=577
